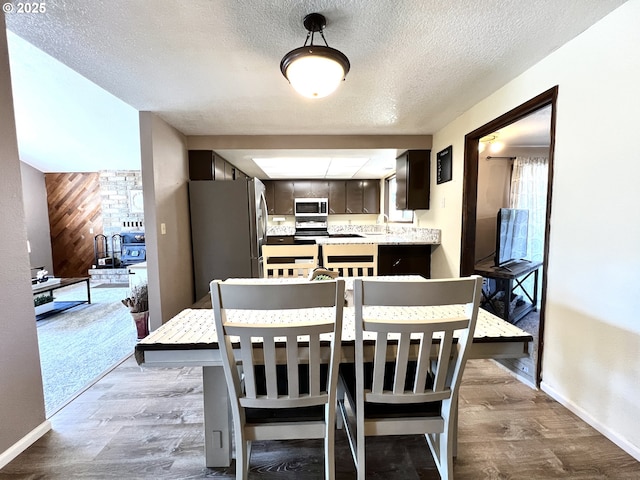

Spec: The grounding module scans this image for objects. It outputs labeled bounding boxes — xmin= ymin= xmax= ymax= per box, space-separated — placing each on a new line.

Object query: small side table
xmin=32 ymin=277 xmax=91 ymax=319
xmin=474 ymin=259 xmax=542 ymax=324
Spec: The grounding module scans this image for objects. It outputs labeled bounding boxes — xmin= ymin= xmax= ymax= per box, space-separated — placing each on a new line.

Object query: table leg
xmin=86 ymin=278 xmax=91 ymax=304
xmin=202 ymin=366 xmax=232 ymax=467
xmin=533 ymin=268 xmax=539 ymax=309
xmin=497 ymin=278 xmax=511 ymax=323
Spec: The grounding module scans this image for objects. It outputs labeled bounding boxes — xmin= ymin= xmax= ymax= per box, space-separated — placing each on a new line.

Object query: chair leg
xmin=439 ymin=430 xmax=453 ymax=480
xmin=336 ymin=383 xmax=345 ymax=430
xmin=425 ymin=427 xmax=454 ymax=480
xmin=325 ymin=424 xmax=335 ymax=480
xmin=356 ymin=426 xmax=366 ymax=480
xmin=235 ymin=432 xmax=249 ymax=480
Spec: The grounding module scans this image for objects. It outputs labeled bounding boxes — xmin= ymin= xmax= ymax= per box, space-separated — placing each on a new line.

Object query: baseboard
xmin=541 ymin=381 xmax=640 ymax=462
xmin=492 ymin=358 xmax=537 ymax=390
xmin=0 ymin=420 xmax=51 ymax=469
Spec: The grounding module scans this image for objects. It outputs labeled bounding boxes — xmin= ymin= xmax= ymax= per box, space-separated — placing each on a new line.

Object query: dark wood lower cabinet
xmin=377 ymin=244 xmax=431 ymax=278
xmin=266 ymin=235 xmax=294 ymax=245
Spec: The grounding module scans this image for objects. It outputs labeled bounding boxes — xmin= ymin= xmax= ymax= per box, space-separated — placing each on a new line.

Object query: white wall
xmin=20 ymin=161 xmax=53 ymax=274
xmin=423 ymin=0 xmax=640 ymax=458
xmin=139 ymin=112 xmax=193 ymax=328
xmin=0 ymin=16 xmax=49 ymax=463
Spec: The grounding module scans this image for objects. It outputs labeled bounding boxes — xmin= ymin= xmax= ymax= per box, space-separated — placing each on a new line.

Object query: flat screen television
xmin=494 ymin=208 xmax=529 ymax=267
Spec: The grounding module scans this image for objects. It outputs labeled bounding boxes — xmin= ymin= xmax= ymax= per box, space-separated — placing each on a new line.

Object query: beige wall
xmin=426 ymin=0 xmax=640 ymax=458
xmin=0 ymin=16 xmax=48 ymax=462
xmin=139 ymin=112 xmax=193 ymax=329
xmin=20 ymin=161 xmax=54 ymax=274
xmin=187 ymin=135 xmax=431 ymax=151
xmin=475 ymin=155 xmax=512 ymax=262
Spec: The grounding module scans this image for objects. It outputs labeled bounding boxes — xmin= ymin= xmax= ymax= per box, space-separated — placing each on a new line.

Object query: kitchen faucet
xmin=381 ymin=214 xmax=390 ymax=234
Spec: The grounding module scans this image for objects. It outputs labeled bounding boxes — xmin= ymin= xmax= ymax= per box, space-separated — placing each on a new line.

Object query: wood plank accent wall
xmin=45 ymin=173 xmax=103 ymax=278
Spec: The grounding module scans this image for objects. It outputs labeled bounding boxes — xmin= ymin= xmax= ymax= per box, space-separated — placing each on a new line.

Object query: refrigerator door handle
xmin=259 ymin=192 xmax=268 ymax=247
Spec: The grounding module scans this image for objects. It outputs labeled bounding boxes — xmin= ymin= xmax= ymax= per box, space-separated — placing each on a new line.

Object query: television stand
xmin=474 ymin=259 xmax=542 ymax=324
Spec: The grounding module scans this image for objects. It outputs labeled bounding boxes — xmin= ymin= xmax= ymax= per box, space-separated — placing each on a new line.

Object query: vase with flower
xmin=121 ymin=283 xmax=149 ymax=339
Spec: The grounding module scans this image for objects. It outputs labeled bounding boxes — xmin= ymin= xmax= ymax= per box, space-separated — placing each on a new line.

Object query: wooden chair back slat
xmin=353 ymin=276 xmax=482 ymax=405
xmin=340 ymin=275 xmax=483 ymax=479
xmin=322 ymin=243 xmax=378 ymax=277
xmin=393 ymin=332 xmax=411 ymax=394
xmin=360 ymin=277 xmax=479 ymax=306
xmin=211 ymin=278 xmax=345 ymax=479
xmin=263 ymin=244 xmax=319 ymax=278
xmin=212 ymin=279 xmax=344 ymax=406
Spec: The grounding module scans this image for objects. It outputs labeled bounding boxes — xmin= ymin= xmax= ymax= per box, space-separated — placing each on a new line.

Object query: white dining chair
xmin=321 ymin=243 xmax=378 ymax=277
xmin=262 ymin=244 xmax=319 ymax=278
xmin=338 ymin=276 xmax=482 ymax=480
xmin=210 ymin=278 xmax=345 ymax=480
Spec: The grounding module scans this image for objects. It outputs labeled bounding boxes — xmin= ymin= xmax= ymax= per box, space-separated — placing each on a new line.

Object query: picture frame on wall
xmin=437 ymin=145 xmax=453 ymax=184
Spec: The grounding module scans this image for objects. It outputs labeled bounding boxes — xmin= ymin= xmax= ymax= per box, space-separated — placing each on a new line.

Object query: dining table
xmin=134 ymin=276 xmax=533 ymax=467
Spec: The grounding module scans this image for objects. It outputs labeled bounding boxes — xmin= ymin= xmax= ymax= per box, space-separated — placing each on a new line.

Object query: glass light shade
xmin=281 ymin=45 xmax=350 ymax=99
xmin=490 ymin=141 xmax=505 ymax=153
xmin=286 ymin=55 xmax=345 ymax=98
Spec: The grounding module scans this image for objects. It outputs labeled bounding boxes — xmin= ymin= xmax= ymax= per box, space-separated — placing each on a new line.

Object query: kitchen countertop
xmin=315 ymin=233 xmax=438 ymax=246
xmin=267 ymin=225 xmax=441 ymax=245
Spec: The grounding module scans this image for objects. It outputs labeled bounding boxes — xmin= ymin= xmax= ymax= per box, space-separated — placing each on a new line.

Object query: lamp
xmin=280 ymin=13 xmax=350 ymax=98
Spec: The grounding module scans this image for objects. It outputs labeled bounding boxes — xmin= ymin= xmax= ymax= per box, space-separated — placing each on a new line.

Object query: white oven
xmin=294 ymin=198 xmax=328 ymax=216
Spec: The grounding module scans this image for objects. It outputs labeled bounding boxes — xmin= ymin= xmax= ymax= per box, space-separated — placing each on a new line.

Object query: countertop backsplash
xmin=267 ymin=224 xmax=441 ymax=244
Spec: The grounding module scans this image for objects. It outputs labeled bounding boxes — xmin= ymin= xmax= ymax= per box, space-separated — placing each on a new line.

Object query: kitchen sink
xmin=328 ymin=233 xmax=364 ymax=238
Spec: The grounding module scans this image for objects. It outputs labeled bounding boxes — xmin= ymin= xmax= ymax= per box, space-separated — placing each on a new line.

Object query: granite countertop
xmin=315 ymin=233 xmax=437 ymax=245
xmin=267 ymin=225 xmax=441 ymax=245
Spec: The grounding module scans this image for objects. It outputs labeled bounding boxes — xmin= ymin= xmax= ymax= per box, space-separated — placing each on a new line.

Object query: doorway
xmin=461 ymin=87 xmax=557 ymax=386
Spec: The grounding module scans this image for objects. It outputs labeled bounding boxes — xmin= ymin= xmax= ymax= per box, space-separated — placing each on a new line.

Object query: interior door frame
xmin=460 ymin=86 xmax=558 ymax=386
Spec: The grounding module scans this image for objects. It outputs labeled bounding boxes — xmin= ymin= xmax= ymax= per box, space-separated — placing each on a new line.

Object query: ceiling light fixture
xmin=479 ymin=134 xmax=504 ymax=154
xmin=280 ymin=13 xmax=350 ymax=99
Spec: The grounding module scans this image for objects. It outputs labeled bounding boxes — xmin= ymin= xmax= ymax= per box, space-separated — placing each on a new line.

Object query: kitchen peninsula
xmin=267 ymin=226 xmax=440 ymax=277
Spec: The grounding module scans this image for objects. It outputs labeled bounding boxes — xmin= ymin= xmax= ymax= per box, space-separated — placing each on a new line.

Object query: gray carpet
xmin=36 ymin=284 xmax=137 ymax=417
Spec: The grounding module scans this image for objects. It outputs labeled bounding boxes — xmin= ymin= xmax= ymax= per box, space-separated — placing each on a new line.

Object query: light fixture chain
xmin=319 ymin=31 xmax=330 ymax=47
xmin=303 ymin=30 xmax=312 ymax=47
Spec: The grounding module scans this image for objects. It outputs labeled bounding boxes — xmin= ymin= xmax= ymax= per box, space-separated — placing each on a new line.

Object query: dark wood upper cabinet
xmin=274 ymin=181 xmax=295 ymax=215
xmin=396 ymin=150 xmax=430 ymax=210
xmin=188 ymin=150 xmax=246 ymax=181
xmin=188 ymin=150 xmax=215 ymax=180
xmin=329 ymin=181 xmax=346 ymax=214
xmin=224 ymin=159 xmax=235 ymax=180
xmin=264 ymin=181 xmax=275 ymax=214
xmin=214 ymin=154 xmax=226 ymax=180
xmin=294 ymin=181 xmax=312 ymax=198
xmin=345 ymin=181 xmax=362 ymax=214
xmin=263 ymin=180 xmax=294 ymax=215
xmin=311 ymin=181 xmax=329 ymax=198
xmin=362 ymin=180 xmax=380 ymax=214
xmin=262 ymin=179 xmax=379 ymax=215
xmin=346 ymin=180 xmax=380 ymax=214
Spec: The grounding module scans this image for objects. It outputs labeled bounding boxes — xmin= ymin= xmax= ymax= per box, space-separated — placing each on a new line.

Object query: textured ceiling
xmin=4 ymin=0 xmax=626 ymax=175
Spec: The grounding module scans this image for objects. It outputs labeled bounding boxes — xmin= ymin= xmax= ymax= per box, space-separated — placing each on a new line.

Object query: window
xmin=385 ymin=176 xmax=413 ymax=222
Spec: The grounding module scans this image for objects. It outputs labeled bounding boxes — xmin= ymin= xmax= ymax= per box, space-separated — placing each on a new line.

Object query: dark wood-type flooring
xmin=2 ymin=357 xmax=638 ymax=479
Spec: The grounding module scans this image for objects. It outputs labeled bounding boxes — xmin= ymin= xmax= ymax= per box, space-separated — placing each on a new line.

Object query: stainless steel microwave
xmin=294 ymin=198 xmax=328 ymax=216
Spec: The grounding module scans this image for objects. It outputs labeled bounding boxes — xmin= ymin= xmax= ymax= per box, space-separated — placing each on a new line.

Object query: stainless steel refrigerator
xmin=189 ymin=178 xmax=267 ymax=300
